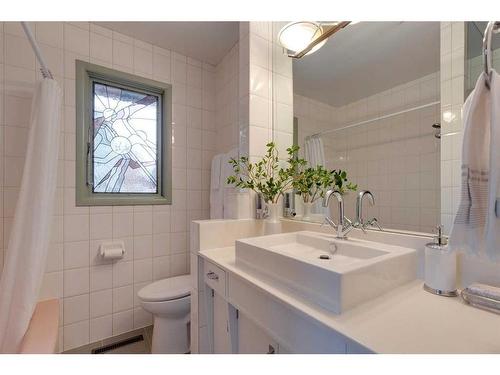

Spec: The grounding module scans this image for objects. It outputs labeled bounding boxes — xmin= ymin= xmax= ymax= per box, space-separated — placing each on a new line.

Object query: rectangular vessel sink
xmin=235 ymin=231 xmax=417 ymax=314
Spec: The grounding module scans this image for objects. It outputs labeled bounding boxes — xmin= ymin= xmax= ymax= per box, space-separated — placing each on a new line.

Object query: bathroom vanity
xmin=190 ymin=219 xmax=500 ymax=354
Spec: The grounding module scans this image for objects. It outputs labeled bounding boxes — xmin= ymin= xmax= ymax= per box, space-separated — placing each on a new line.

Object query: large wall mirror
xmin=273 ymin=22 xmax=441 ymax=234
xmin=466 ymin=22 xmax=500 ymax=96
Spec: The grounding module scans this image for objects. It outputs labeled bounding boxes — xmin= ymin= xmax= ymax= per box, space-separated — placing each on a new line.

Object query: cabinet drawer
xmin=203 ymin=259 xmax=226 ymax=296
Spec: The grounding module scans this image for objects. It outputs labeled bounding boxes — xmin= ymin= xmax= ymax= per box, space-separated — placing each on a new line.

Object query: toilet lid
xmin=138 ymin=275 xmax=191 ymax=302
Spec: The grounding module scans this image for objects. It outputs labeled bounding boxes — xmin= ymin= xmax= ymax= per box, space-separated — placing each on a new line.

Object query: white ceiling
xmin=292 ymin=22 xmax=440 ymax=107
xmin=95 ymin=22 xmax=440 ymax=106
xmin=95 ymin=22 xmax=239 ymax=66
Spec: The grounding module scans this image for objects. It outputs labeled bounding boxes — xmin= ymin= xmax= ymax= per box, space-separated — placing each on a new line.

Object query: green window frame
xmin=75 ymin=60 xmax=172 ymax=206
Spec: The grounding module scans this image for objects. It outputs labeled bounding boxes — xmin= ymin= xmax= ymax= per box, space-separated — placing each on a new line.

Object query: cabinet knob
xmin=206 ymin=271 xmax=219 ymax=281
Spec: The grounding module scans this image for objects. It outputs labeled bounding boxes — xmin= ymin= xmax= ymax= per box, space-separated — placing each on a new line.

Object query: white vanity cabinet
xmin=207 ymin=286 xmax=282 ymax=354
xmin=202 ymin=259 xmax=233 ymax=353
xmin=227 ymin=273 xmax=349 ymax=354
xmin=201 ymin=257 xmax=368 ymax=354
xmin=203 ymin=258 xmax=281 ymax=354
xmin=237 ymin=312 xmax=280 ymax=354
xmin=212 ymin=291 xmax=232 ymax=353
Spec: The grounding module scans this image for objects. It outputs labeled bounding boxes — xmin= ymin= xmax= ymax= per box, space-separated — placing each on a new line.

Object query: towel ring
xmin=483 ymin=21 xmax=500 ymax=89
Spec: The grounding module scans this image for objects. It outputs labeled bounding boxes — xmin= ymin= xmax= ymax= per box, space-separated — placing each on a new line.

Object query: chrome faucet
xmin=353 ymin=190 xmax=382 ymax=232
xmin=322 ymin=189 xmax=353 ymax=239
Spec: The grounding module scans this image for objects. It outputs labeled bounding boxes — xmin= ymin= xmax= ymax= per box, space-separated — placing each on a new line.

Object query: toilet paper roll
xmin=99 ymin=241 xmax=125 ymax=260
xmin=101 ymin=248 xmax=124 ymax=259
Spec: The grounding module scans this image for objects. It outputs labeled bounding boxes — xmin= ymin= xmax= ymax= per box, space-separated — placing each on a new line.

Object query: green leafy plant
xmin=226 ymin=142 xmax=296 ymax=204
xmin=288 ymin=151 xmax=357 ymax=203
xmin=291 ymin=165 xmax=334 ymax=203
xmin=226 ymin=142 xmax=357 ymax=205
xmin=331 ymin=169 xmax=357 ymax=195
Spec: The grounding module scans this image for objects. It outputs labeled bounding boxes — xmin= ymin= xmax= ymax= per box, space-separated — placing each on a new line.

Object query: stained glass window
xmin=76 ymin=60 xmax=171 ymax=206
xmin=92 ymin=82 xmax=159 ymax=194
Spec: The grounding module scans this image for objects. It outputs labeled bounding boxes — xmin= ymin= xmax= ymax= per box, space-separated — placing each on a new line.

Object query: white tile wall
xmin=215 ymin=41 xmax=239 ymax=154
xmin=294 ymin=72 xmax=441 ymax=233
xmin=237 ymin=22 xmax=294 ymax=160
xmin=223 ymin=22 xmax=294 ymax=221
xmin=190 ymin=21 xmax=294 ymax=353
xmin=440 ymin=22 xmax=465 ymax=234
xmin=0 ymin=21 xmax=217 ymax=351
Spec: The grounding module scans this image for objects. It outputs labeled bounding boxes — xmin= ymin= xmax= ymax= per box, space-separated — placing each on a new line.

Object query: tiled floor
xmin=64 ymin=326 xmax=153 ymax=354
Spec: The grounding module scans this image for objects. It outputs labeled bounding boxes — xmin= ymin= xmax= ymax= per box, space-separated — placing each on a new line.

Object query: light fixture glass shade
xmin=278 ymin=21 xmax=327 ymax=56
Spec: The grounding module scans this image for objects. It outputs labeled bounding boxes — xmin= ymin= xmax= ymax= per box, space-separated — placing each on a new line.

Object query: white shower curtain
xmin=0 ymin=79 xmax=62 ymax=353
xmin=304 ymin=136 xmax=327 ymax=214
xmin=304 ymin=135 xmax=326 ymax=168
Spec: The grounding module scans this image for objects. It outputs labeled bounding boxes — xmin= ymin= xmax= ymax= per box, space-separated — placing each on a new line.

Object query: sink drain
xmin=319 ymin=254 xmax=331 ymax=260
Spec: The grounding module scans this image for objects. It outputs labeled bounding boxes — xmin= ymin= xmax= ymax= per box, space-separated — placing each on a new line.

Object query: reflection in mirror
xmin=466 ymin=22 xmax=500 ymax=96
xmin=286 ymin=22 xmax=441 ymax=234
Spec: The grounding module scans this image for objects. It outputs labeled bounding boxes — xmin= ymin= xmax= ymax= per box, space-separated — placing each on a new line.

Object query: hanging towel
xmin=315 ymin=137 xmax=326 ymax=167
xmin=485 ymin=71 xmax=500 ymax=260
xmin=210 ymin=154 xmax=224 ymax=219
xmin=450 ymin=71 xmax=492 ymax=258
xmin=304 ymin=136 xmax=326 ymax=215
xmin=304 ymin=135 xmax=325 ymax=167
xmin=210 ymin=153 xmax=222 ymax=190
xmin=210 ymin=149 xmax=240 ymax=219
xmin=222 ymin=148 xmax=239 ymax=219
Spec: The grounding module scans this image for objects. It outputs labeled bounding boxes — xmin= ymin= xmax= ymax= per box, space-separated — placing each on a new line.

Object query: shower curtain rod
xmin=20 ymin=22 xmax=53 ymax=79
xmin=305 ymin=100 xmax=441 ymax=139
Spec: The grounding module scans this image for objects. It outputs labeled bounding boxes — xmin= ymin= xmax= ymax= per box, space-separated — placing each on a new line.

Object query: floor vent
xmin=91 ymin=334 xmax=144 ymax=354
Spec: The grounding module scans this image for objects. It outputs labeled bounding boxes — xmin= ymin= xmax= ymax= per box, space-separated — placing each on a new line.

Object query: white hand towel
xmin=450 ymin=72 xmax=491 ymax=258
xmin=222 ymin=148 xmax=239 ymax=183
xmin=304 ymin=138 xmax=311 ymax=166
xmin=210 ymin=153 xmax=222 ymax=190
xmin=315 ymin=136 xmax=326 ymax=166
xmin=222 ymin=148 xmax=239 ymax=219
xmin=305 ymin=136 xmax=326 ymax=168
xmin=485 ymin=70 xmax=500 ymax=260
xmin=304 ymin=136 xmax=327 ymax=215
xmin=315 ymin=137 xmax=327 ymax=213
xmin=210 ymin=154 xmax=223 ymax=219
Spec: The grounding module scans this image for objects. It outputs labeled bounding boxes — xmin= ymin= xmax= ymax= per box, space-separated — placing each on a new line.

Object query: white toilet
xmin=138 ymin=275 xmax=191 ymax=354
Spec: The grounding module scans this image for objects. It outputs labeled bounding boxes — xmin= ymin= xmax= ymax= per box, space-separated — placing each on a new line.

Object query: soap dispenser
xmin=423 ymin=225 xmax=457 ymax=297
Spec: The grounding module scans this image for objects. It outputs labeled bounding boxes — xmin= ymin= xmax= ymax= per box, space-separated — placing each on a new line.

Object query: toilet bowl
xmin=138 ymin=275 xmax=191 ymax=354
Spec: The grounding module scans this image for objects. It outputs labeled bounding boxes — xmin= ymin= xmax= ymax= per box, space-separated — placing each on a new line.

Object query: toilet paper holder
xmin=99 ymin=240 xmax=125 ymax=259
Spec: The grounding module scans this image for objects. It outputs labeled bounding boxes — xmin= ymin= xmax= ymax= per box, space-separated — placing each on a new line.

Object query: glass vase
xmin=302 ymin=201 xmax=313 ymax=220
xmin=265 ymin=202 xmax=282 ymax=234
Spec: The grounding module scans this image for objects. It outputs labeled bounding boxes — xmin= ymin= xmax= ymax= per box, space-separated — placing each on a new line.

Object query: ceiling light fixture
xmin=278 ymin=21 xmax=352 ymax=59
xmin=278 ymin=22 xmax=326 ymax=56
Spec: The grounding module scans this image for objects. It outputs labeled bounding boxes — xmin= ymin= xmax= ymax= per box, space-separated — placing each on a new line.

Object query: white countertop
xmin=199 ymin=246 xmax=500 ymax=354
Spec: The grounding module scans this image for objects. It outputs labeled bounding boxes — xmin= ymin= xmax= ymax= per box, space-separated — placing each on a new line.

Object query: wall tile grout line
xmin=0 ymin=21 xmax=216 ymax=351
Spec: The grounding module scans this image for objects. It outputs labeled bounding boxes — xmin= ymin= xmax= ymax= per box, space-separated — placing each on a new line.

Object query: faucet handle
xmin=365 ymin=217 xmax=382 ymax=231
xmin=354 ymin=221 xmax=367 ymax=233
xmin=321 ymin=216 xmax=337 ymax=229
xmin=343 ymin=216 xmax=353 ymax=230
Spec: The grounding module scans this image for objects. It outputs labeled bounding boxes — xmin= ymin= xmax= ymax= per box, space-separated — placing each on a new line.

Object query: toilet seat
xmin=140 ymin=295 xmax=190 ymax=317
xmin=138 ymin=275 xmax=191 ymax=302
